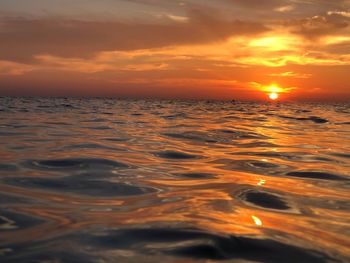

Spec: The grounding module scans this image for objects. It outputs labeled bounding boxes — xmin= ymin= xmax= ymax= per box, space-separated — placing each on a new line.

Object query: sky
xmin=0 ymin=0 xmax=349 ymax=101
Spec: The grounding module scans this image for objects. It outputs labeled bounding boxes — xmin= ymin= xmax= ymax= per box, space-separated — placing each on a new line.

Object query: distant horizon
xmin=1 ymin=93 xmax=349 ymax=103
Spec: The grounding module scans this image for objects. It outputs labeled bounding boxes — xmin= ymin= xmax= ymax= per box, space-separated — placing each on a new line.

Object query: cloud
xmin=35 ymin=54 xmax=170 ymax=73
xmin=226 ymin=0 xmax=289 ymax=9
xmin=275 ymin=5 xmax=295 ymax=12
xmin=0 ymin=61 xmax=34 ymax=75
xmin=0 ymin=9 xmax=268 ymax=62
xmin=268 ymin=71 xmax=312 ymax=78
xmin=286 ymin=12 xmax=349 ymax=38
xmin=163 ymin=14 xmax=189 ymax=22
xmin=327 ymin=11 xmax=350 ymax=18
xmin=1 ymin=26 xmax=349 ymax=79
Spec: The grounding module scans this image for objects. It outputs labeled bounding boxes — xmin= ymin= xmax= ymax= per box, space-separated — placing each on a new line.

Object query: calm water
xmin=0 ymin=97 xmax=349 ymax=263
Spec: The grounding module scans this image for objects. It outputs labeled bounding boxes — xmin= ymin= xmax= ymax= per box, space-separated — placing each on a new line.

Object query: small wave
xmin=0 ymin=131 xmax=33 ymax=137
xmin=155 ymin=151 xmax=199 ymax=160
xmin=23 ymin=158 xmax=130 ymax=171
xmin=278 ymin=115 xmax=328 ymax=124
xmin=104 ymin=137 xmax=131 ymax=142
xmin=331 ymin=153 xmax=350 ymax=159
xmin=161 ymin=113 xmax=188 ymax=119
xmin=0 ymin=193 xmax=37 ymax=205
xmin=233 ymin=151 xmax=337 ymax=163
xmin=308 ymin=116 xmax=329 ymax=123
xmin=216 ymin=129 xmax=268 ymax=139
xmin=286 ymin=171 xmax=347 ymax=181
xmin=81 ymin=118 xmax=107 ymax=123
xmin=237 ymin=189 xmax=291 ymax=211
xmin=162 ymin=131 xmax=218 ymax=143
xmin=0 ymin=208 xmax=45 ymax=231
xmin=173 ymin=172 xmax=215 ymax=179
xmin=86 ymin=125 xmax=112 ymax=130
xmin=213 ymin=158 xmax=292 ymax=176
xmin=4 ymin=176 xmax=158 ymax=197
xmin=0 ymin=164 xmax=18 ymax=171
xmin=236 ymin=142 xmax=279 ymax=148
xmin=60 ymin=143 xmax=123 ymax=151
xmin=77 ymin=227 xmax=333 ymax=262
xmin=60 ymin=104 xmax=76 ymax=108
xmin=1 ymin=249 xmax=94 ymax=263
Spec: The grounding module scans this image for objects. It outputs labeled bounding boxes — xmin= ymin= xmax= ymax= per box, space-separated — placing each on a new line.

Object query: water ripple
xmin=3 ymin=176 xmax=158 ymax=197
xmin=77 ymin=227 xmax=334 ymax=262
xmin=23 ymin=158 xmax=131 ymax=171
xmin=213 ymin=158 xmax=292 ymax=175
xmin=0 ymin=208 xmax=45 ymax=231
xmin=155 ymin=150 xmax=199 ymax=160
xmin=285 ymin=171 xmax=348 ymax=181
xmin=237 ymin=189 xmax=292 ymax=211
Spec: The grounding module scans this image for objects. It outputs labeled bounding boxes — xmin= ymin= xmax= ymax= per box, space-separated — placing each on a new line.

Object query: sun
xmin=258 ymin=83 xmax=286 ymax=101
xmin=269 ymin=92 xmax=279 ymax=100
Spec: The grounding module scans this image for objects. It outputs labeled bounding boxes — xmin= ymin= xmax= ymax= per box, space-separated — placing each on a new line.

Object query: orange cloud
xmin=0 ymin=12 xmax=268 ymax=62
xmin=268 ymin=71 xmax=312 ymax=78
xmin=0 ymin=61 xmax=34 ymax=75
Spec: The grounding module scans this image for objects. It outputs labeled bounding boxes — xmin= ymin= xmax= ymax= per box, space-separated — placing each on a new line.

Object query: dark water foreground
xmin=0 ymin=97 xmax=349 ymax=263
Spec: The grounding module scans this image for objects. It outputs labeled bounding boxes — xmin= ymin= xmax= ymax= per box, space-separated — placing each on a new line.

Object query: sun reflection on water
xmin=252 ymin=216 xmax=263 ymax=226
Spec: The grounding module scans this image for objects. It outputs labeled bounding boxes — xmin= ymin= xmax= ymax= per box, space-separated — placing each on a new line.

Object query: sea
xmin=0 ymin=97 xmax=349 ymax=263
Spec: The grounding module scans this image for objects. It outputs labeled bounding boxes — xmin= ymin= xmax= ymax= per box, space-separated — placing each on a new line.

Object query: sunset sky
xmin=0 ymin=0 xmax=349 ymax=101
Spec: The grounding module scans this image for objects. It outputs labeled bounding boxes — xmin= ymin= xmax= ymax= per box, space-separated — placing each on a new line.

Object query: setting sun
xmin=269 ymin=92 xmax=279 ymax=100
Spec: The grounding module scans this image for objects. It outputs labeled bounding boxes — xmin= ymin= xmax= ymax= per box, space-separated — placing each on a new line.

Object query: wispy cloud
xmin=0 ymin=13 xmax=267 ymax=62
xmin=268 ymin=71 xmax=312 ymax=78
xmin=275 ymin=5 xmax=295 ymax=12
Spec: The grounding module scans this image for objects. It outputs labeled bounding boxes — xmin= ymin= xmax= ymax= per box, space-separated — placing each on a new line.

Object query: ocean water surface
xmin=0 ymin=97 xmax=349 ymax=262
